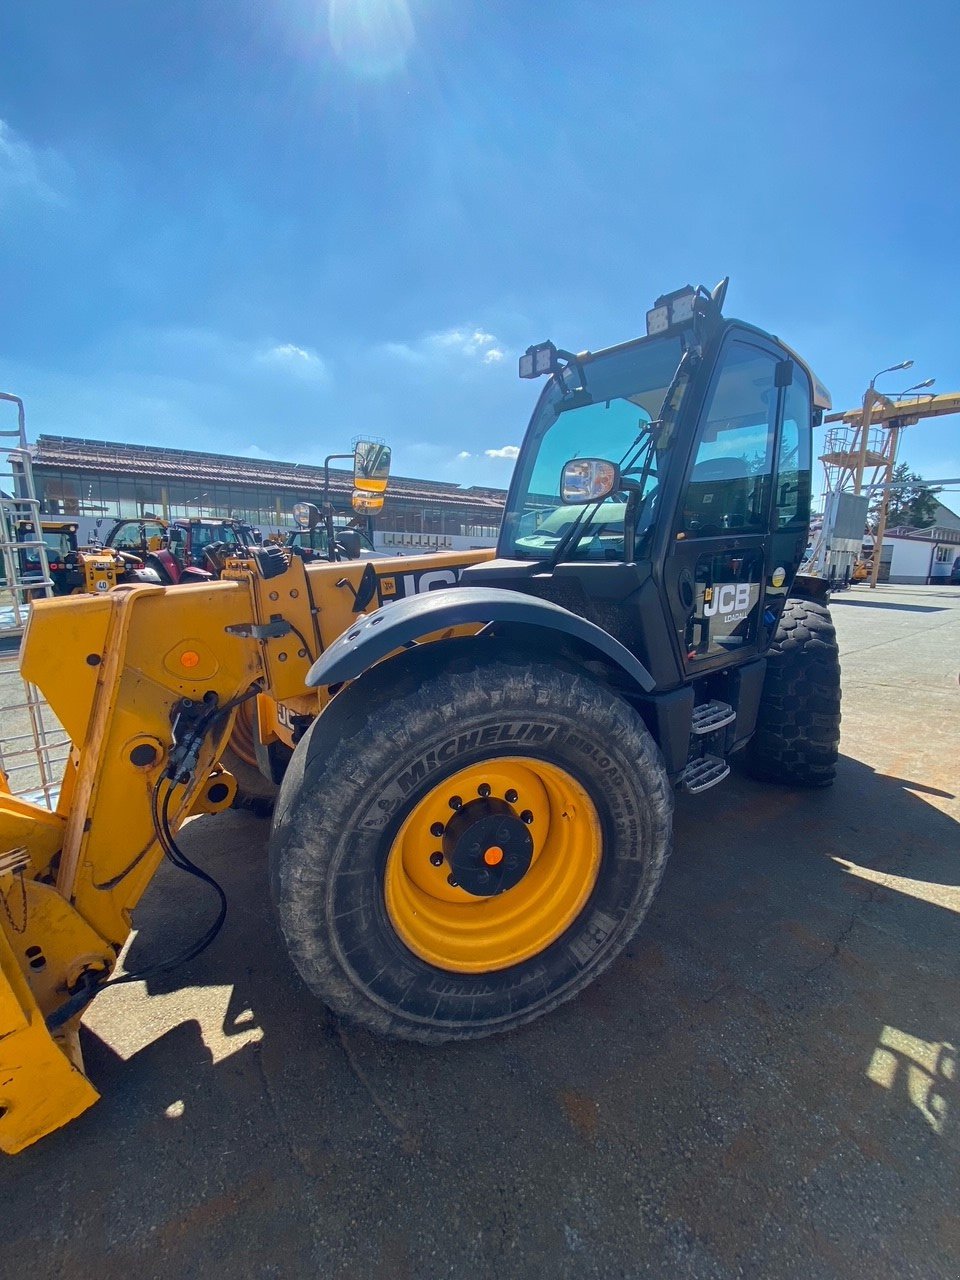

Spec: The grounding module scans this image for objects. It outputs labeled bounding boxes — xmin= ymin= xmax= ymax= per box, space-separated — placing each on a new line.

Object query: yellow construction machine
xmin=14 ymin=517 xmax=163 ymax=596
xmin=0 ymin=284 xmax=843 ymax=1154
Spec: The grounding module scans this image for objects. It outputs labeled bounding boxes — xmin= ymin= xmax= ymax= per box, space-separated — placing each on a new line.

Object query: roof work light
xmin=519 ymin=341 xmax=561 ymax=379
xmin=645 ymin=286 xmax=697 ymax=337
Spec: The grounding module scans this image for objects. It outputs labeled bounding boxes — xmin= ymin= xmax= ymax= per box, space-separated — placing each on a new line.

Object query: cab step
xmin=679 ymin=754 xmax=731 ymax=794
xmin=690 ymin=700 xmax=736 ymax=735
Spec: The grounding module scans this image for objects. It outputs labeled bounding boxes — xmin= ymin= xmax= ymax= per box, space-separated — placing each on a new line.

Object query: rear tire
xmin=269 ymin=645 xmax=673 ymax=1043
xmin=743 ymin=596 xmax=841 ymax=788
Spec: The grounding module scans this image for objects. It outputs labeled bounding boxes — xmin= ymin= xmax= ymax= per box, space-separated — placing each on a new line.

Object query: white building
xmin=879 ymin=519 xmax=960 ymax=584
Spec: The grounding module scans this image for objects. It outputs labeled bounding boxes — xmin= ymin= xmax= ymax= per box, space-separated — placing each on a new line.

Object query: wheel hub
xmin=442 ymin=797 xmax=533 ymax=897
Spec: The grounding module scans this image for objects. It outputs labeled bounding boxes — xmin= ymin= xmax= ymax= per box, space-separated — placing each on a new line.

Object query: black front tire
xmin=744 ymin=596 xmax=842 ymax=788
xmin=269 ymin=644 xmax=673 ymax=1043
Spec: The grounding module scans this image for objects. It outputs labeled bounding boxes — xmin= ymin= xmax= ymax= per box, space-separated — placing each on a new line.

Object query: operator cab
xmin=463 ymin=280 xmax=830 ymax=693
xmin=286 ymin=523 xmax=376 ymax=561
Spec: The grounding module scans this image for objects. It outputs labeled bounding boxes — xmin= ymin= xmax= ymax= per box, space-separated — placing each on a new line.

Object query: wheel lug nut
xmin=447 ymin=874 xmax=459 ymax=887
xmin=429 ymin=852 xmax=444 ymax=867
xmin=477 ymin=783 xmax=491 ymax=797
xmin=521 ymin=810 xmax=534 ymax=824
xmin=449 ymin=796 xmax=462 ymax=811
xmin=430 ymin=821 xmax=445 ymax=837
xmin=505 ymin=788 xmax=518 ymax=803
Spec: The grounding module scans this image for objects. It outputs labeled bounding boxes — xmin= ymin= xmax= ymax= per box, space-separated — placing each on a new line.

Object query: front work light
xmin=645 ymin=286 xmax=697 ymax=337
xmin=519 ymin=341 xmax=561 ymax=379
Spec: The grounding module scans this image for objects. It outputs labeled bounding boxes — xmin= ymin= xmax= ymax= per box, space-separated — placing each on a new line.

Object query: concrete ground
xmin=1 ymin=583 xmax=958 ymax=1280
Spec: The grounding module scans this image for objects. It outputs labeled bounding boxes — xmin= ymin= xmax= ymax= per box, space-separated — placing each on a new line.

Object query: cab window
xmin=681 ymin=343 xmax=778 ymax=538
xmin=112 ymin=520 xmax=166 ymax=551
xmin=775 ymin=379 xmax=812 ymax=528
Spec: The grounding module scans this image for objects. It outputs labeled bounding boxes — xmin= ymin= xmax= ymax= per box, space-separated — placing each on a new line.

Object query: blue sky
xmin=1 ymin=0 xmax=958 ymax=503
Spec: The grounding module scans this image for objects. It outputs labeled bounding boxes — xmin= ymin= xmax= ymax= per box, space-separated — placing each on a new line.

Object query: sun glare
xmin=328 ymin=0 xmax=415 ymax=78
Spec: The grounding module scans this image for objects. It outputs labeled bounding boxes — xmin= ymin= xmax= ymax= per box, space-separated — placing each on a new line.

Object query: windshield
xmin=502 ymin=335 xmax=686 ymax=561
xmin=17 ymin=526 xmax=75 ymax=569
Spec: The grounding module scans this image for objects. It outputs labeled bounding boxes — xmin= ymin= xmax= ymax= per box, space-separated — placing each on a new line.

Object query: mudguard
xmin=305 ymin=585 xmax=656 ymax=692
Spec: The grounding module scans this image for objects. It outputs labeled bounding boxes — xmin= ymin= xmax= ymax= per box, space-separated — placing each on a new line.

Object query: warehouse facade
xmin=30 ymin=435 xmax=506 ymax=552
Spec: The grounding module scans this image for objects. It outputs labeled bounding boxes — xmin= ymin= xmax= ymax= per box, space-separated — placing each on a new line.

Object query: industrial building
xmin=29 ymin=434 xmax=506 ymax=552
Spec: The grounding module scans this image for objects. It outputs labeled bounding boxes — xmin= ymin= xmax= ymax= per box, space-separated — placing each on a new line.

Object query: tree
xmin=870 ymin=463 xmax=941 ymax=532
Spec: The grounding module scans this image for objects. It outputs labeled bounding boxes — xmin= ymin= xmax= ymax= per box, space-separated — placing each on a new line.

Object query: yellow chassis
xmin=0 ymin=547 xmax=491 ymax=1152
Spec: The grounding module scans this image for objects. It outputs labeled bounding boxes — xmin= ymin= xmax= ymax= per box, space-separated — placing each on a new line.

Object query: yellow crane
xmin=821 ymin=393 xmax=960 ymax=587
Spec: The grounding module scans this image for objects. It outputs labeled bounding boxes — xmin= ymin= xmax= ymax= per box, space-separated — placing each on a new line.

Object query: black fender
xmin=125 ymin=567 xmax=164 ymax=586
xmin=305 ymin=586 xmax=656 ymax=692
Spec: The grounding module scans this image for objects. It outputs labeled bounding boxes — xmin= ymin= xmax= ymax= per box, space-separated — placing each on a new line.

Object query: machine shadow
xmin=829 ymin=599 xmax=948 ymax=614
xmin=3 ymin=761 xmax=958 ymax=1277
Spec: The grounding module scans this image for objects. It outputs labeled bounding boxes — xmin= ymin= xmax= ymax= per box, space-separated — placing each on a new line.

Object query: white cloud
xmin=380 ymin=341 xmax=421 ymax=363
xmin=380 ymin=325 xmax=506 ymax=368
xmin=0 ymin=119 xmax=66 ymax=206
xmin=257 ymin=343 xmax=327 ymax=380
xmin=485 ymin=445 xmax=520 ymax=460
xmin=457 ymin=450 xmax=472 ymax=459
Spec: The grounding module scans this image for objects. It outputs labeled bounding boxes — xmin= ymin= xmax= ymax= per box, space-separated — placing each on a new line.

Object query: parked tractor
xmin=100 ymin=515 xmax=262 ymax=584
xmin=0 ymin=281 xmax=841 ymax=1154
xmin=14 ymin=518 xmax=162 ymax=595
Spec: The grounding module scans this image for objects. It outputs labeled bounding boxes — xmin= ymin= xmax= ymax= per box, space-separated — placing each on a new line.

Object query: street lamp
xmin=871 ymin=359 xmax=913 ymax=389
xmin=897 ymin=378 xmax=936 ymax=400
xmin=854 ymin=360 xmax=914 ymax=492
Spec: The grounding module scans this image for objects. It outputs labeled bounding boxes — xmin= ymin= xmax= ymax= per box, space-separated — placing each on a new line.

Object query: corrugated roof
xmin=887 ymin=525 xmax=960 ymax=544
xmin=32 ymin=435 xmax=507 ymax=513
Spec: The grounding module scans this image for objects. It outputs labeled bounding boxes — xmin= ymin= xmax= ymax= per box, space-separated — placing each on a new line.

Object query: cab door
xmin=665 ymin=333 xmax=792 ymax=676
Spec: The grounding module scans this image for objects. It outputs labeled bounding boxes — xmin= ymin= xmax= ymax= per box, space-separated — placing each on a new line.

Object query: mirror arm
xmin=322 ymin=453 xmax=354 ymax=562
xmin=624 ymin=491 xmax=639 ymax=564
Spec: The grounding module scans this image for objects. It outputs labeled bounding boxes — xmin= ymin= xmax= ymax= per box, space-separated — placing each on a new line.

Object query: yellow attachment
xmin=384 ymin=757 xmax=602 ymax=973
xmin=0 ymin=919 xmax=100 ymax=1154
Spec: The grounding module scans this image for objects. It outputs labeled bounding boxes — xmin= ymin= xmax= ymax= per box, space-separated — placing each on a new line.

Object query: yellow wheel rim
xmin=384 ymin=756 xmax=602 ymax=973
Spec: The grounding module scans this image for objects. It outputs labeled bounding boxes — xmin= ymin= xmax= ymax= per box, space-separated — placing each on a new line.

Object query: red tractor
xmin=100 ymin=517 xmax=262 ymax=585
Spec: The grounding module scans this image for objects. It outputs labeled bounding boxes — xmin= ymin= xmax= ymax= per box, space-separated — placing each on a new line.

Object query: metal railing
xmin=822 ymin=426 xmax=886 ymax=459
xmin=0 ymin=394 xmax=68 ymax=809
xmin=0 ymin=654 xmax=70 ymax=808
xmin=1 ymin=392 xmax=55 ymax=642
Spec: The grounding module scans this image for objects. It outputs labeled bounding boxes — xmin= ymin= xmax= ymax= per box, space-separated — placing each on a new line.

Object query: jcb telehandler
xmin=0 ymin=280 xmax=841 ymax=1153
xmin=13 ymin=518 xmax=162 ymax=595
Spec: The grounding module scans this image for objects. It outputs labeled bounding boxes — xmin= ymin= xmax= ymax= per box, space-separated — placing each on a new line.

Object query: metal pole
xmin=868 ymin=420 xmax=901 ymax=589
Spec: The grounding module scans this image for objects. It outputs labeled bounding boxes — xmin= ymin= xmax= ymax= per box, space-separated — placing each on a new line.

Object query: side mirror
xmin=352 ymin=489 xmax=384 ymax=514
xmin=337 ymin=530 xmax=363 ymax=560
xmin=354 ymin=441 xmax=391 ymax=494
xmin=560 ymin=458 xmax=620 ymax=504
xmin=293 ymin=501 xmax=321 ymax=530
